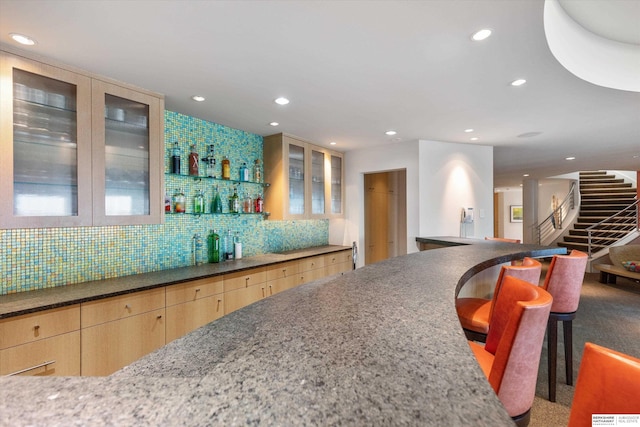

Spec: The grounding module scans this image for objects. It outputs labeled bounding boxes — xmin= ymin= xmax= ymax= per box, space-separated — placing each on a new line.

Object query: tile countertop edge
xmin=0 ymin=245 xmax=351 ymax=319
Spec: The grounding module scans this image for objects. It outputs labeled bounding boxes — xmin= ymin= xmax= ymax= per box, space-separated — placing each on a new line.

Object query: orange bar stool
xmin=541 ymin=250 xmax=588 ymax=402
xmin=457 ymin=257 xmax=542 ymax=342
xmin=568 ymin=342 xmax=640 ymax=427
xmin=468 ymin=276 xmax=552 ymax=427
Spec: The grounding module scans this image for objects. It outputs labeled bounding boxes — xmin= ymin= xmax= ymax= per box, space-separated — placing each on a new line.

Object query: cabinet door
xmin=165 ymin=294 xmax=224 ymax=343
xmin=0 ymin=331 xmax=80 ymax=377
xmin=91 ymin=79 xmax=163 ymax=225
xmin=0 ymin=52 xmax=92 ymax=228
xmin=224 ymin=284 xmax=267 ymax=315
xmin=287 ymin=139 xmax=306 ymax=218
xmin=310 ymin=148 xmax=327 ymax=217
xmin=81 ymin=308 xmax=165 ymax=376
xmin=329 ymin=153 xmax=344 ymax=216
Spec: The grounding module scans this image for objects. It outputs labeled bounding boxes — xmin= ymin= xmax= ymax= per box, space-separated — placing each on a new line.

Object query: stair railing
xmin=532 ymin=182 xmax=576 ymax=244
xmin=586 ymin=199 xmax=639 ymax=258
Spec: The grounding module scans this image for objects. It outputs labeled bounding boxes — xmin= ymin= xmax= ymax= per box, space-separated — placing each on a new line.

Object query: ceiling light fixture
xmin=470 ymin=137 xmax=479 ymax=141
xmin=385 ymin=130 xmax=397 ymax=136
xmin=511 ymin=79 xmax=527 ymax=87
xmin=269 ymin=122 xmax=279 ymax=126
xmin=565 ymin=156 xmax=576 ymax=161
xmin=471 ymin=29 xmax=492 ymax=41
xmin=274 ymin=97 xmax=289 ymax=105
xmin=523 ymin=174 xmax=530 ymax=177
xmin=10 ymin=33 xmax=36 ymax=46
xmin=464 ymin=128 xmax=474 ymax=133
xmin=330 ymin=141 xmax=337 ymax=145
xmin=191 ymin=95 xmax=205 ymax=102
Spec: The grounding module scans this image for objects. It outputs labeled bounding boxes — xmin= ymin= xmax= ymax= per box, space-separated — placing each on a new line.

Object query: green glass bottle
xmin=212 ymin=185 xmax=223 ymax=213
xmin=208 ymin=230 xmax=220 ymax=263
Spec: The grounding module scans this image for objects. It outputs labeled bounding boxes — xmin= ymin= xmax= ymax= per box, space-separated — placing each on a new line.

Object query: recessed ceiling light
xmin=470 ymin=137 xmax=479 ymax=141
xmin=274 ymin=97 xmax=289 ymax=105
xmin=330 ymin=141 xmax=337 ymax=145
xmin=464 ymin=128 xmax=474 ymax=133
xmin=471 ymin=29 xmax=492 ymax=41
xmin=10 ymin=33 xmax=36 ymax=46
xmin=511 ymin=79 xmax=527 ymax=87
xmin=191 ymin=95 xmax=205 ymax=102
xmin=565 ymin=156 xmax=576 ymax=161
xmin=523 ymin=174 xmax=530 ymax=177
xmin=269 ymin=122 xmax=279 ymax=126
xmin=385 ymin=130 xmax=397 ymax=136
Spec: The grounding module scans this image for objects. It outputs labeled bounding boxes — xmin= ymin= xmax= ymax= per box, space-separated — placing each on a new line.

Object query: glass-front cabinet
xmin=263 ymin=133 xmax=344 ymax=220
xmin=0 ymin=50 xmax=163 ymax=228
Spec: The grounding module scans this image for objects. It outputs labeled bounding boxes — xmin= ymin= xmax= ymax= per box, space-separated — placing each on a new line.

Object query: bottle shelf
xmin=165 ymin=212 xmax=268 ymax=217
xmin=165 ymin=173 xmax=269 ymax=187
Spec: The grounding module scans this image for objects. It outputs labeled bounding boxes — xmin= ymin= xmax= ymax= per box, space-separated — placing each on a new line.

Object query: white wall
xmin=331 ymin=139 xmax=493 ymax=268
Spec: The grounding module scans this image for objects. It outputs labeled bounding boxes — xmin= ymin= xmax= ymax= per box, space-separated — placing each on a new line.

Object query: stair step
xmin=579 ymin=210 xmax=636 ymax=217
xmin=580 ymin=203 xmax=634 ymax=210
xmin=573 ymin=222 xmax=637 ymax=230
xmin=564 ymin=235 xmax=620 ymax=244
xmin=580 ymin=188 xmax=636 ymax=194
xmin=558 ymin=241 xmax=607 ymax=252
xmin=570 ymin=229 xmax=634 ymax=237
xmin=581 ymin=193 xmax=636 ymax=200
xmin=580 ymin=181 xmax=630 ymax=188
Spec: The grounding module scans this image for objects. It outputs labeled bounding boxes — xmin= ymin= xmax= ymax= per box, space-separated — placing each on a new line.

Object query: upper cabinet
xmin=0 ymin=50 xmax=164 ymax=228
xmin=263 ymin=133 xmax=344 ymax=220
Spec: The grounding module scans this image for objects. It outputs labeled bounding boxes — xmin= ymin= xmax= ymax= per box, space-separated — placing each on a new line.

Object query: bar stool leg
xmin=563 ymin=319 xmax=573 ymax=386
xmin=547 ymin=316 xmax=558 ymax=402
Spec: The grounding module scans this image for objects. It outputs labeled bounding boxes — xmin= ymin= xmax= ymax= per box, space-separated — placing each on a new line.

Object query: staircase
xmin=558 ymin=171 xmax=637 ymax=253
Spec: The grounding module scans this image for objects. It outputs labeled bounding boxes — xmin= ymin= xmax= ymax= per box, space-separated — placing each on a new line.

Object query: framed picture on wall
xmin=510 ymin=205 xmax=523 ymax=223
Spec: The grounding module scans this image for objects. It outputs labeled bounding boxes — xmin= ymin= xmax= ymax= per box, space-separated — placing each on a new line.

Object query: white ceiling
xmin=1 ymin=0 xmax=639 ymax=189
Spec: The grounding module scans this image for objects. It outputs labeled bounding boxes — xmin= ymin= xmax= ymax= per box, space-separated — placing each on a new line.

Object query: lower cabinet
xmin=80 ymin=288 xmax=165 ymax=376
xmin=2 ymin=250 xmax=352 ymax=377
xmin=0 ymin=305 xmax=80 ymax=376
xmin=165 ymin=276 xmax=224 ymax=343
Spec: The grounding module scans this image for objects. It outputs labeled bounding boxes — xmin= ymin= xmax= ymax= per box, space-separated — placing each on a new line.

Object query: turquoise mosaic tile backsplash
xmin=0 ymin=111 xmax=328 ymax=295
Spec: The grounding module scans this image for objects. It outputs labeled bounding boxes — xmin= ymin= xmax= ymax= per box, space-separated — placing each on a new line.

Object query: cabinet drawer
xmin=166 ymin=276 xmax=224 ymax=307
xmin=81 ymin=308 xmax=165 ymax=376
xmin=265 ymin=261 xmax=299 ymax=281
xmin=81 ymin=288 xmax=165 ymax=328
xmin=325 ymin=250 xmax=352 ymax=266
xmin=299 ymin=255 xmax=325 ymax=272
xmin=266 ymin=274 xmax=302 ymax=296
xmin=166 ymin=294 xmax=224 ymax=343
xmin=300 ymin=266 xmax=327 ymax=284
xmin=224 ymin=268 xmax=266 ymax=292
xmin=0 ymin=331 xmax=80 ymax=376
xmin=0 ymin=305 xmax=80 ymax=349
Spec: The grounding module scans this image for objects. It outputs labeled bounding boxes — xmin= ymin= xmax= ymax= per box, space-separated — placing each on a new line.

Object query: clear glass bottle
xmin=254 ymin=193 xmax=264 ymax=213
xmin=188 ymin=144 xmax=199 ymax=176
xmin=173 ymin=188 xmax=185 ymax=213
xmin=193 ymin=233 xmax=204 ymax=265
xmin=253 ymin=159 xmax=262 ymax=183
xmin=211 ymin=185 xmax=223 ymax=213
xmin=243 ymin=192 xmax=253 ymax=213
xmin=171 ymin=142 xmax=181 ymax=174
xmin=193 ymin=190 xmax=205 ymax=214
xmin=225 ymin=229 xmax=234 ymax=260
xmin=234 ymin=232 xmax=242 ymax=259
xmin=239 ymin=162 xmax=249 ymax=182
xmin=205 ymin=144 xmax=216 ymax=178
xmin=222 ymin=156 xmax=231 ymax=180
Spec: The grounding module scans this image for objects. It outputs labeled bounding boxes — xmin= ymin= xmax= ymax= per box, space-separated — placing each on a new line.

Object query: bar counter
xmin=0 ymin=238 xmax=565 ymax=426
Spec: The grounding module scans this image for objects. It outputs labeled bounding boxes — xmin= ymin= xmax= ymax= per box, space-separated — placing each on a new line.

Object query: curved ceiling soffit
xmin=544 ymin=0 xmax=640 ymax=93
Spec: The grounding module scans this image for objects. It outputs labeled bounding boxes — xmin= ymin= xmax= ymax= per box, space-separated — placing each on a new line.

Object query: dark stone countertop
xmin=0 ymin=238 xmax=565 ymax=426
xmin=0 ymin=245 xmax=351 ymax=319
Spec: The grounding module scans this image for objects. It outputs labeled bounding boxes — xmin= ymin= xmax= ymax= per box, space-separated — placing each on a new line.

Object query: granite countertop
xmin=0 ymin=245 xmax=351 ymax=319
xmin=0 ymin=238 xmax=565 ymax=426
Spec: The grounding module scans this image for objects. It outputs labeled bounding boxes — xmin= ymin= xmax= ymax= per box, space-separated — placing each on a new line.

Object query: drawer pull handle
xmin=195 ymin=288 xmax=201 ymax=292
xmin=245 ymin=277 xmax=250 ymax=287
xmin=33 ymin=325 xmax=40 ymax=330
xmin=7 ymin=360 xmax=56 ymax=377
xmin=157 ymin=315 xmax=163 ymax=319
xmin=125 ymin=304 xmax=131 ymax=310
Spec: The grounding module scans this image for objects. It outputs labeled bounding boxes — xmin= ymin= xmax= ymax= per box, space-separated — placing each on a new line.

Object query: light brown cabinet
xmin=165 ymin=276 xmax=224 ymax=342
xmin=265 ymin=260 xmax=301 ymax=296
xmin=0 ymin=49 xmax=164 ymax=228
xmin=80 ymin=288 xmax=165 ymax=376
xmin=0 ymin=305 xmax=80 ymax=376
xmin=263 ymin=133 xmax=344 ymax=220
xmin=223 ymin=268 xmax=267 ymax=314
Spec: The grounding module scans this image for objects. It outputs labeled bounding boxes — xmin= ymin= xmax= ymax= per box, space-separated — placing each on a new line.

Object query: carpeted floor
xmin=528 ymin=264 xmax=640 ymax=427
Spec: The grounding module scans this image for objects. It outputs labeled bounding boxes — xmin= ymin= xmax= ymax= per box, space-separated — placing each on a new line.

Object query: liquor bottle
xmin=239 ymin=162 xmax=249 ymax=182
xmin=207 ymin=230 xmax=220 ymax=263
xmin=242 ymin=192 xmax=252 ymax=213
xmin=229 ymin=186 xmax=240 ymax=213
xmin=193 ymin=233 xmax=204 ymax=265
xmin=253 ymin=159 xmax=262 ymax=183
xmin=222 ymin=156 xmax=231 ymax=180
xmin=173 ymin=189 xmax=185 ymax=213
xmin=234 ymin=232 xmax=242 ymax=259
xmin=225 ymin=229 xmax=234 ymax=260
xmin=188 ymin=145 xmax=199 ymax=176
xmin=254 ymin=193 xmax=264 ymax=213
xmin=193 ymin=190 xmax=205 ymax=214
xmin=205 ymin=144 xmax=216 ymax=178
xmin=171 ymin=142 xmax=181 ymax=174
xmin=211 ymin=185 xmax=223 ymax=213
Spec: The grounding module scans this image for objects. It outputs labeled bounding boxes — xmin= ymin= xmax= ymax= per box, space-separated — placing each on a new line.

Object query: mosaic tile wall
xmin=0 ymin=111 xmax=328 ymax=295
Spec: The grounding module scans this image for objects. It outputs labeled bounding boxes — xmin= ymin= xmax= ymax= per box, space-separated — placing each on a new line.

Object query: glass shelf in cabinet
xmin=165 ymin=212 xmax=267 ymax=217
xmin=164 ymin=173 xmax=270 ymax=187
